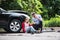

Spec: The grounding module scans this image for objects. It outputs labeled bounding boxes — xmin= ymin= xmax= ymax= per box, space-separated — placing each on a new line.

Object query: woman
xmin=21 ymin=17 xmax=36 ymax=33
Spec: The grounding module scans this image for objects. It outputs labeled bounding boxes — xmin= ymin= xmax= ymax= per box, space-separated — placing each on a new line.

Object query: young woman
xmin=21 ymin=17 xmax=36 ymax=33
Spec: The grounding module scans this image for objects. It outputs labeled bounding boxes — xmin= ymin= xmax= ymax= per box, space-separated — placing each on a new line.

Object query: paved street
xmin=0 ymin=27 xmax=60 ymax=40
xmin=0 ymin=32 xmax=60 ymax=40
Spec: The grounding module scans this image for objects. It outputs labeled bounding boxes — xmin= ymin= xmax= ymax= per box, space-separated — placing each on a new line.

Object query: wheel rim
xmin=10 ymin=21 xmax=20 ymax=32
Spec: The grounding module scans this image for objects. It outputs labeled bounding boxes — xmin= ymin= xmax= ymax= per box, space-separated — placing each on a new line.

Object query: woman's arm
xmin=29 ymin=22 xmax=35 ymax=26
xmin=22 ymin=22 xmax=26 ymax=32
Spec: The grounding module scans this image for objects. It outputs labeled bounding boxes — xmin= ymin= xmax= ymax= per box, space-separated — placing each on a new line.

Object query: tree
xmin=17 ymin=0 xmax=43 ymax=14
xmin=41 ymin=0 xmax=60 ymax=19
xmin=0 ymin=0 xmax=43 ymax=14
xmin=0 ymin=0 xmax=21 ymax=10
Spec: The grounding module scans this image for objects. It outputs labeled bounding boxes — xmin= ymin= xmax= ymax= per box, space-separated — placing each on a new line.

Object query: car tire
xmin=7 ymin=19 xmax=21 ymax=33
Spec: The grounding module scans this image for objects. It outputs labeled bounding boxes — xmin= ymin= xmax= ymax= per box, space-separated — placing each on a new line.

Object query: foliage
xmin=41 ymin=0 xmax=60 ymax=19
xmin=44 ymin=17 xmax=60 ymax=27
xmin=0 ymin=0 xmax=43 ymax=14
xmin=17 ymin=0 xmax=43 ymax=14
xmin=0 ymin=0 xmax=21 ymax=10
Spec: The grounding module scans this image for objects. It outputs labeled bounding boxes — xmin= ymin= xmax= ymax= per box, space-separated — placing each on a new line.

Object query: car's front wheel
xmin=8 ymin=19 xmax=21 ymax=32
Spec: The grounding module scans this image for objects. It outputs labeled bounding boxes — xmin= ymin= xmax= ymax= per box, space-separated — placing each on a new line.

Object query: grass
xmin=43 ymin=17 xmax=60 ymax=27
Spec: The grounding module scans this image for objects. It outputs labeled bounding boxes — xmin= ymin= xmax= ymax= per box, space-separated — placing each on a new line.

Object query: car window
xmin=0 ymin=9 xmax=2 ymax=14
xmin=0 ymin=8 xmax=7 ymax=13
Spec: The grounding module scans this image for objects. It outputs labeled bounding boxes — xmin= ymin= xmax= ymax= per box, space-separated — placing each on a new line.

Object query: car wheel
xmin=8 ymin=19 xmax=21 ymax=32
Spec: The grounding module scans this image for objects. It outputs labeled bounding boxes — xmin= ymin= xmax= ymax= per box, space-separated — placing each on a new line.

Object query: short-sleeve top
xmin=32 ymin=14 xmax=42 ymax=24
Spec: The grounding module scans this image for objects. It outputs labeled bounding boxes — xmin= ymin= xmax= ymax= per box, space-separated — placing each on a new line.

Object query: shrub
xmin=44 ymin=17 xmax=60 ymax=27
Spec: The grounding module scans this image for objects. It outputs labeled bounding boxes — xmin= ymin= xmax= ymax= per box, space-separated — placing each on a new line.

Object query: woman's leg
xmin=26 ymin=27 xmax=30 ymax=33
xmin=30 ymin=26 xmax=36 ymax=33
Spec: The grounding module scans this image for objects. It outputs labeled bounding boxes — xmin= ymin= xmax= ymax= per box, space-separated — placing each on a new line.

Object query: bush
xmin=44 ymin=17 xmax=60 ymax=27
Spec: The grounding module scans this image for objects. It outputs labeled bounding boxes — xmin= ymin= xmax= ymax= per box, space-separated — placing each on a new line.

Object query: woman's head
xmin=23 ymin=17 xmax=30 ymax=22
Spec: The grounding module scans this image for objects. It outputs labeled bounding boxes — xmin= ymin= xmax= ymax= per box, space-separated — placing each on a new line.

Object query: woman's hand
xmin=29 ymin=22 xmax=35 ymax=26
xmin=32 ymin=22 xmax=35 ymax=24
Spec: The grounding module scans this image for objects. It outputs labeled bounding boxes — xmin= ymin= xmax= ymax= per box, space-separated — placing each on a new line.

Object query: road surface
xmin=0 ymin=32 xmax=60 ymax=40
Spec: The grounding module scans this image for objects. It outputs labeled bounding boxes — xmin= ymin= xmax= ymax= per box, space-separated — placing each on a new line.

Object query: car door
xmin=0 ymin=12 xmax=9 ymax=26
xmin=0 ymin=13 xmax=6 ymax=26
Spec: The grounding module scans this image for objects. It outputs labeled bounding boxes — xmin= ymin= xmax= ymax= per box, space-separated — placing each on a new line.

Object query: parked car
xmin=0 ymin=8 xmax=30 ymax=32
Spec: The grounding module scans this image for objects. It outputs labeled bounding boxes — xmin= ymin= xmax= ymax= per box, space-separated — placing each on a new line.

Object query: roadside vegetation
xmin=43 ymin=15 xmax=60 ymax=27
xmin=44 ymin=17 xmax=60 ymax=27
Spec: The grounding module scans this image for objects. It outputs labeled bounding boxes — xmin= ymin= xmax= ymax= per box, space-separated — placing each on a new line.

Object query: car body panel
xmin=0 ymin=8 xmax=30 ymax=28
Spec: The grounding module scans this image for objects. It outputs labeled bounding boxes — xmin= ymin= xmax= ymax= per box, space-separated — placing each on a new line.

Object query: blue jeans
xmin=26 ymin=26 xmax=36 ymax=33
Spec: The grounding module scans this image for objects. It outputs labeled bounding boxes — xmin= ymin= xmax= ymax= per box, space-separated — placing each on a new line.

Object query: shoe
xmin=40 ymin=31 xmax=42 ymax=33
xmin=31 ymin=32 xmax=34 ymax=34
xmin=35 ymin=31 xmax=39 ymax=33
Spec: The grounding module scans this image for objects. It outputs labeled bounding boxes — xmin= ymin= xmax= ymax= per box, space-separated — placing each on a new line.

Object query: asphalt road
xmin=0 ymin=32 xmax=60 ymax=40
xmin=0 ymin=27 xmax=60 ymax=40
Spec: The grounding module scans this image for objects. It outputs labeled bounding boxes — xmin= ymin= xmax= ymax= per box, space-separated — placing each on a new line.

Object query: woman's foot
xmin=31 ymin=32 xmax=34 ymax=34
xmin=35 ymin=30 xmax=42 ymax=33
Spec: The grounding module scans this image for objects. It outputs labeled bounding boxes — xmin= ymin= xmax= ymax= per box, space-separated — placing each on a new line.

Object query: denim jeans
xmin=26 ymin=26 xmax=36 ymax=33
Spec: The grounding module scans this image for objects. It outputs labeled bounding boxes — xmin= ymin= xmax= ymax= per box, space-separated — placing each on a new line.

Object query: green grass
xmin=44 ymin=17 xmax=60 ymax=27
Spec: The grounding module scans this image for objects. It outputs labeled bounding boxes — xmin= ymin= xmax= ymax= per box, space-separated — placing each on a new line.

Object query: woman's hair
xmin=23 ymin=16 xmax=26 ymax=21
